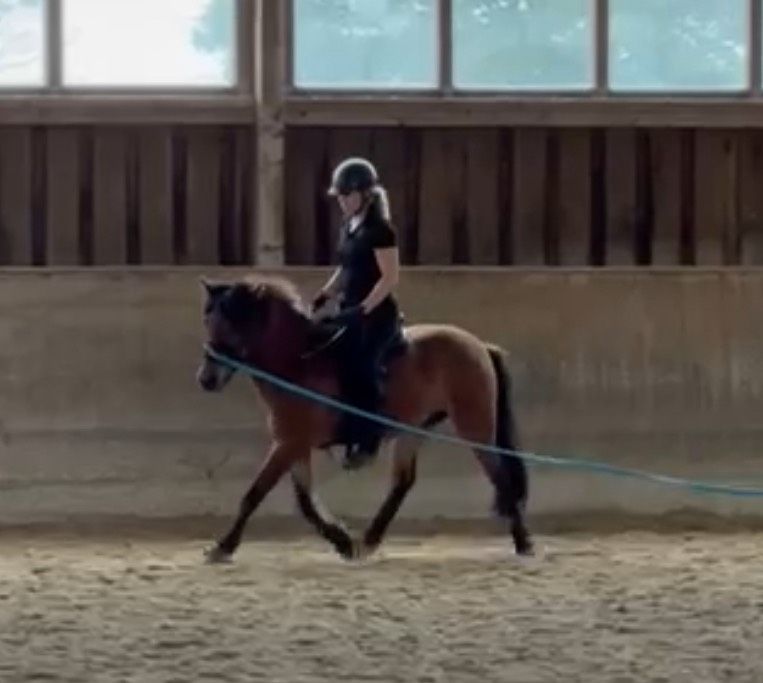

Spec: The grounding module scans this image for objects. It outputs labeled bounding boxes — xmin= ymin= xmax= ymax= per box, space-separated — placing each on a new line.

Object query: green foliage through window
xmin=453 ymin=0 xmax=593 ymax=90
xmin=293 ymin=0 xmax=438 ymax=89
xmin=609 ymin=0 xmax=747 ymax=91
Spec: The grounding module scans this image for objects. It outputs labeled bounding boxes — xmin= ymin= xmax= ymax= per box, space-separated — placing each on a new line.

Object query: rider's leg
xmin=336 ymin=319 xmax=366 ymax=447
xmin=343 ymin=314 xmax=399 ymax=467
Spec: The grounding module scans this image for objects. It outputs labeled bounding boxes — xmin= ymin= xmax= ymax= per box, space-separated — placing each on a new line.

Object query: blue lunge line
xmin=204 ymin=345 xmax=763 ymax=499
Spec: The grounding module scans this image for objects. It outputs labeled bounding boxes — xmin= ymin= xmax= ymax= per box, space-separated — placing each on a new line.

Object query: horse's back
xmin=401 ymin=322 xmax=497 ymax=364
xmin=384 ymin=322 xmax=499 ymax=419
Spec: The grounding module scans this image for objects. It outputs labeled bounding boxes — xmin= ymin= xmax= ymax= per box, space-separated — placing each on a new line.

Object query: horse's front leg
xmin=206 ymin=440 xmax=306 ymax=563
xmin=359 ymin=435 xmax=420 ymax=557
xmin=290 ymin=457 xmax=356 ymax=560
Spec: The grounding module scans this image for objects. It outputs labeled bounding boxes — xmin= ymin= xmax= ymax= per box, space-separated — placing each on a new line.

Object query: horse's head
xmin=196 ymin=275 xmax=309 ymax=392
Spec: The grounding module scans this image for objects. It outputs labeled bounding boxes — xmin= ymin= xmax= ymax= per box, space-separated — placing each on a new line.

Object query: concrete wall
xmin=2 ymin=267 xmax=763 ymax=533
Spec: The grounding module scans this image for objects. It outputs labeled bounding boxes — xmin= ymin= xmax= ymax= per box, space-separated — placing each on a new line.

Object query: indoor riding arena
xmin=3 ymin=2 xmax=763 ymax=682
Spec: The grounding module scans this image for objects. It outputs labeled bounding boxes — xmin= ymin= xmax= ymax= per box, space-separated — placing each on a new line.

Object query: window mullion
xmin=439 ymin=0 xmax=453 ymax=93
xmin=237 ymin=0 xmax=255 ymax=94
xmin=594 ymin=0 xmax=608 ymax=94
xmin=46 ymin=0 xmax=63 ymax=90
xmin=751 ymin=0 xmax=761 ymax=95
xmin=285 ymin=0 xmax=295 ymax=91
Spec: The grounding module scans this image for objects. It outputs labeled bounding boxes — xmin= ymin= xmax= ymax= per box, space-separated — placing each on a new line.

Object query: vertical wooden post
xmin=253 ymin=0 xmax=286 ymax=265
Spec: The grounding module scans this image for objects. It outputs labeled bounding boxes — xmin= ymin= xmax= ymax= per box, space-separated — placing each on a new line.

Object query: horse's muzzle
xmin=197 ymin=371 xmax=220 ymax=392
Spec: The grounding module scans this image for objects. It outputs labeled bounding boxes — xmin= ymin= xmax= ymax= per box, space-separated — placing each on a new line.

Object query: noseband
xmin=203 ymin=343 xmax=241 ymax=369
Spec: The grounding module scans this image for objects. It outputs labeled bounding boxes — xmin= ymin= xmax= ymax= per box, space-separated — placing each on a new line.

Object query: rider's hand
xmin=328 ymin=305 xmax=364 ymax=325
xmin=311 ymin=291 xmax=330 ymax=313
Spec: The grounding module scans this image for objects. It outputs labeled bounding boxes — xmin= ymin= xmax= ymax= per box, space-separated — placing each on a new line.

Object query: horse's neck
xmin=245 ymin=315 xmax=335 ymax=414
xmin=248 ymin=308 xmax=311 ymax=380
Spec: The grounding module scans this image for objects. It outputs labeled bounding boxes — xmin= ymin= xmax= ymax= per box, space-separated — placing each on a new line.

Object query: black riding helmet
xmin=328 ymin=157 xmax=379 ymax=196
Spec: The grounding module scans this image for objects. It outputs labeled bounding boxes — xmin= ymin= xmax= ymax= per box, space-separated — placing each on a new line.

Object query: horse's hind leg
xmin=479 ymin=450 xmax=532 ymax=556
xmin=360 ymin=434 xmax=421 ymax=557
xmin=450 ymin=387 xmax=533 ymax=556
xmin=485 ymin=346 xmax=533 ymax=555
xmin=290 ymin=457 xmax=356 ymax=560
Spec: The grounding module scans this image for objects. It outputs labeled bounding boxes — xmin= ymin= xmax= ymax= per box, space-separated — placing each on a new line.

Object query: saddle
xmin=305 ymin=315 xmax=407 ymax=366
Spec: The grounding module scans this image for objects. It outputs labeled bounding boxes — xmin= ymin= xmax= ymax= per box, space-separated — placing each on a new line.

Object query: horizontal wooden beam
xmin=283 ymin=96 xmax=763 ymax=128
xmin=5 ymin=93 xmax=763 ymax=128
xmin=0 ymin=96 xmax=256 ymax=125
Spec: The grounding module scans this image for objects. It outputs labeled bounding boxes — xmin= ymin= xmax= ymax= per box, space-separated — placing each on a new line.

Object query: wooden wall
xmin=3 ymin=123 xmax=763 ymax=268
xmin=0 ymin=125 xmax=254 ymax=266
xmin=284 ymin=126 xmax=763 ymax=267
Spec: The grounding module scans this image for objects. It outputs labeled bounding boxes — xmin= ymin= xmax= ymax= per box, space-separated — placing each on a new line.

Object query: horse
xmin=196 ymin=274 xmax=533 ymax=563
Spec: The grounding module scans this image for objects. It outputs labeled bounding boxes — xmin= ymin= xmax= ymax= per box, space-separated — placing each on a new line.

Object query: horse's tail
xmin=486 ymin=344 xmax=528 ymax=510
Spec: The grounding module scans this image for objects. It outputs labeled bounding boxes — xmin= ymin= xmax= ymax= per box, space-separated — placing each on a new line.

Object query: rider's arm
xmin=362 ymin=246 xmax=399 ymax=313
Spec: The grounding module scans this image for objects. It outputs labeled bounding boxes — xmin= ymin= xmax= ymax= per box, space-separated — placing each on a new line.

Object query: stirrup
xmin=341 ymin=445 xmax=376 ymax=471
xmin=340 ymin=435 xmax=382 ymax=470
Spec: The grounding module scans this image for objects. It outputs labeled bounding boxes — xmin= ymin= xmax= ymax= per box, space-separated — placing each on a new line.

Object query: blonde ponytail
xmin=366 ymin=185 xmax=391 ymax=222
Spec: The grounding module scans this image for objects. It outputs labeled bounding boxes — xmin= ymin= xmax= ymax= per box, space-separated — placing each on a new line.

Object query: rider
xmin=311 ymin=157 xmax=403 ymax=469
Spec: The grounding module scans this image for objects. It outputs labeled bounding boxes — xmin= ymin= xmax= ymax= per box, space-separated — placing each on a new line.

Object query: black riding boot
xmin=339 ymin=354 xmax=386 ymax=469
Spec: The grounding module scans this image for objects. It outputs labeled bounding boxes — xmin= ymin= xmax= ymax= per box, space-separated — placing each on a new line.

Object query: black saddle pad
xmin=380 ymin=328 xmax=408 ymax=368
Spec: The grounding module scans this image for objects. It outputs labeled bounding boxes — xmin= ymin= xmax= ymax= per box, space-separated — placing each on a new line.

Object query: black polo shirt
xmin=337 ymin=211 xmax=398 ymax=320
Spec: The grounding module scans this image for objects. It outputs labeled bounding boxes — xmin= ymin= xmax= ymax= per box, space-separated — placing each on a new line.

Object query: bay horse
xmin=196 ymin=274 xmax=533 ymax=562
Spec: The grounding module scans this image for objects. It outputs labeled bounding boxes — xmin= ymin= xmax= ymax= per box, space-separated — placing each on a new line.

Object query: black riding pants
xmin=340 ymin=305 xmax=400 ymax=439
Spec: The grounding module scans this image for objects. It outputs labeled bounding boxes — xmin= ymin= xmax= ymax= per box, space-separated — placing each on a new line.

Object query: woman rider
xmin=311 ymin=157 xmax=403 ymax=469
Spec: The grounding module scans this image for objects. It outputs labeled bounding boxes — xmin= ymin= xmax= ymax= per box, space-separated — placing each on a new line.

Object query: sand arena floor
xmin=1 ymin=526 xmax=762 ymax=683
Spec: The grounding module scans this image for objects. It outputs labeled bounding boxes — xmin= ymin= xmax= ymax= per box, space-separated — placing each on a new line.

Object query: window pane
xmin=453 ymin=0 xmax=593 ymax=90
xmin=0 ymin=0 xmax=45 ymax=87
xmin=293 ymin=0 xmax=438 ymax=89
xmin=609 ymin=0 xmax=747 ymax=91
xmin=63 ymin=0 xmax=235 ymax=87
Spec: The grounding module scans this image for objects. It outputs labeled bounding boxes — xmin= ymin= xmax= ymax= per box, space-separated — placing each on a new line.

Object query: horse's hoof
xmin=353 ymin=541 xmax=376 ymax=562
xmin=335 ymin=540 xmax=357 ymax=562
xmin=204 ymin=545 xmax=233 ymax=564
xmin=512 ymin=538 xmax=535 ymax=558
xmin=335 ymin=537 xmax=371 ymax=562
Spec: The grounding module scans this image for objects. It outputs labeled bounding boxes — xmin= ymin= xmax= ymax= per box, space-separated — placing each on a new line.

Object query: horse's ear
xmin=251 ymin=282 xmax=268 ymax=301
xmin=200 ymin=277 xmax=228 ymax=300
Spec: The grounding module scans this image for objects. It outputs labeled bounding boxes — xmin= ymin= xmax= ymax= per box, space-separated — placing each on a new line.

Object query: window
xmin=0 ymin=0 xmax=236 ymax=90
xmin=290 ymin=0 xmax=761 ymax=95
xmin=452 ymin=0 xmax=593 ymax=91
xmin=608 ymin=0 xmax=747 ymax=92
xmin=63 ymin=0 xmax=236 ymax=87
xmin=0 ymin=0 xmax=45 ymax=87
xmin=292 ymin=0 xmax=439 ymax=89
